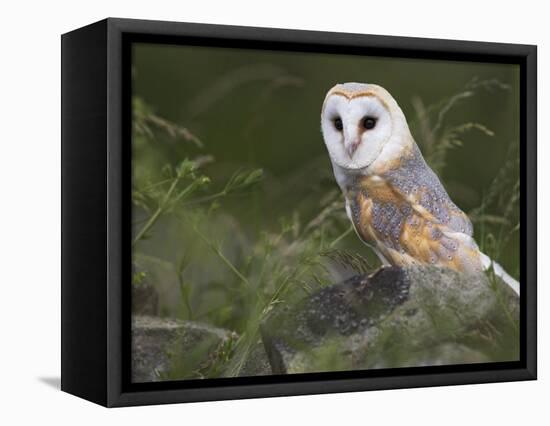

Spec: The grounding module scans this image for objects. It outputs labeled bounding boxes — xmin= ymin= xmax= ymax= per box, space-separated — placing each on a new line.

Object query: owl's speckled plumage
xmin=345 ymin=144 xmax=482 ymax=273
xmin=321 ymin=83 xmax=485 ymax=275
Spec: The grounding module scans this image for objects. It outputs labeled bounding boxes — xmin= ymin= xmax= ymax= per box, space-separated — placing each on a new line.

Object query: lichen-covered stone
xmin=132 ymin=315 xmax=232 ymax=382
xmin=260 ymin=266 xmax=519 ymax=374
xmin=237 ymin=341 xmax=273 ymax=377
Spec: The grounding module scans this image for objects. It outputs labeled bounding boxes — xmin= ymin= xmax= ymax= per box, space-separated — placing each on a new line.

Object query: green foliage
xmin=410 ymin=77 xmax=508 ymax=175
xmin=133 ymin=96 xmax=203 ymax=149
xmin=133 ymin=157 xmax=263 ymax=246
xmin=160 ymin=332 xmax=239 ymax=381
xmin=132 ymin=95 xmax=359 ymax=378
xmin=132 ymin=270 xmax=147 ymax=286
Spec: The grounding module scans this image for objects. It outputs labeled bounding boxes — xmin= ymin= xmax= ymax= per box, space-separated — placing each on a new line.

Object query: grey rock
xmin=260 ymin=266 xmax=519 ymax=374
xmin=132 ymin=315 xmax=233 ymax=382
xmin=237 ymin=341 xmax=273 ymax=377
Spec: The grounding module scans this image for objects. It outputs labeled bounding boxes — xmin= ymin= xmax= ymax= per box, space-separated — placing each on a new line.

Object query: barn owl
xmin=321 ymin=82 xmax=519 ymax=295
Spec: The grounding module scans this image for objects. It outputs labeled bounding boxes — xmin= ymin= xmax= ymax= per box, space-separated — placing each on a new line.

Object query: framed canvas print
xmin=61 ymin=18 xmax=537 ymax=407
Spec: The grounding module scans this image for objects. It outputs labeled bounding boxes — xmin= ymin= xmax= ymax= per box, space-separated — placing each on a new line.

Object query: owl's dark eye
xmin=333 ymin=117 xmax=343 ymax=131
xmin=363 ymin=116 xmax=377 ymax=130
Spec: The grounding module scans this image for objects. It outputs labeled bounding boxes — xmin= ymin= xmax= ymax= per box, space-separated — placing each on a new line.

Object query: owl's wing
xmin=351 ymin=168 xmax=481 ymax=273
xmin=384 ymin=158 xmax=474 ymax=236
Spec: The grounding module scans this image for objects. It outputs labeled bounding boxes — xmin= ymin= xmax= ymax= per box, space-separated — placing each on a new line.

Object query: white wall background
xmin=0 ymin=0 xmax=545 ymax=423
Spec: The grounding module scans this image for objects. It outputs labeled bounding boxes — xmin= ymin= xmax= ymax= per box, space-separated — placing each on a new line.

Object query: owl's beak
xmin=346 ymin=139 xmax=360 ymax=158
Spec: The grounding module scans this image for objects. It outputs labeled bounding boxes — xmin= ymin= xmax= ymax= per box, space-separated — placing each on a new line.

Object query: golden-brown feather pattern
xmin=345 ymin=145 xmax=483 ymax=273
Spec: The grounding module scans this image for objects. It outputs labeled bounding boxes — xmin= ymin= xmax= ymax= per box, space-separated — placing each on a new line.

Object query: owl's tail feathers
xmin=480 ymin=252 xmax=520 ymax=296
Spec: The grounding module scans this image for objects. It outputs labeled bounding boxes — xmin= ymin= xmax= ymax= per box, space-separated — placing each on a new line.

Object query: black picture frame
xmin=61 ymin=17 xmax=537 ymax=407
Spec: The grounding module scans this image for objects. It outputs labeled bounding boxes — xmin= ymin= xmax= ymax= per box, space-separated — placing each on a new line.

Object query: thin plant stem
xmin=181 ymin=191 xmax=227 ymax=207
xmin=329 ymin=225 xmax=354 ymax=248
xmin=190 ymin=221 xmax=251 ymax=288
xmin=132 ymin=175 xmax=180 ymax=246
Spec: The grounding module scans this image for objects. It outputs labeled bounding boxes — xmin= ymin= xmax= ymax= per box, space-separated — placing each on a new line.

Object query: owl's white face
xmin=321 ymin=83 xmax=395 ymax=171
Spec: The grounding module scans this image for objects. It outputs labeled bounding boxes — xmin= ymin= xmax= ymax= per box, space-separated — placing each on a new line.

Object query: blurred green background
xmin=131 ymin=42 xmax=520 ymax=378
